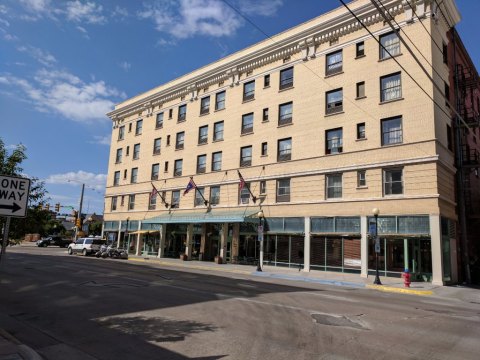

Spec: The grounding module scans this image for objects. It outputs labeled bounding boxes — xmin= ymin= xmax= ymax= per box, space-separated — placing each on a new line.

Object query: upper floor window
xmin=444 ymin=82 xmax=450 ymax=107
xmin=279 ymin=67 xmax=293 ymax=90
xmin=135 ymin=119 xmax=143 ymax=135
xmin=263 ymin=108 xmax=269 ymax=121
xmin=326 ymin=174 xmax=342 ymax=199
xmin=153 ymin=138 xmax=161 ymax=155
xmin=123 ymin=169 xmax=127 ymax=179
xmin=168 ymin=108 xmax=173 ymax=119
xmin=357 ymin=170 xmax=366 ymax=187
xmin=128 ymin=194 xmax=135 ymax=210
xmin=164 ymin=161 xmax=169 ymax=173
xmin=149 ymin=191 xmax=157 ymax=210
xmin=278 ymin=102 xmax=293 ymax=125
xmin=326 ymin=50 xmax=343 ymax=76
xmin=171 ymin=190 xmax=180 ymax=208
xmin=213 ymin=121 xmax=224 ymax=141
xmin=178 ymin=104 xmax=187 ymax=122
xmin=151 ymin=163 xmax=159 ymax=180
xmin=356 ymin=81 xmax=365 ymax=99
xmin=198 ymin=125 xmax=208 ymax=145
xmin=326 ymin=88 xmax=343 ymax=114
xmin=381 ymin=116 xmax=403 ymax=146
xmin=197 ymin=154 xmax=207 ymax=174
xmin=277 ymin=138 xmax=292 ymax=161
xmin=261 ymin=142 xmax=268 ymax=156
xmin=118 ymin=125 xmax=125 ymax=140
xmin=200 ymin=96 xmax=210 ymax=115
xmin=111 ymin=196 xmax=117 ymax=211
xmin=212 ymin=151 xmax=222 ymax=171
xmin=194 ymin=188 xmax=205 ymax=206
xmin=384 ymin=168 xmax=403 ymax=195
xmin=240 ymin=146 xmax=252 ymax=167
xmin=442 ymin=42 xmax=448 ymax=64
xmin=243 ymin=81 xmax=255 ymax=101
xmin=447 ymin=124 xmax=453 ymax=151
xmin=174 ymin=159 xmax=183 ymax=177
xmin=264 ymin=74 xmax=270 ymax=87
xmin=210 ymin=186 xmax=220 ymax=205
xmin=326 ymin=128 xmax=343 ymax=154
xmin=113 ymin=171 xmax=120 ymax=186
xmin=128 ymin=123 xmax=132 ymax=132
xmin=380 ymin=31 xmax=400 ymax=59
xmin=115 ymin=148 xmax=123 ymax=163
xmin=260 ymin=180 xmax=266 ymax=194
xmin=241 ymin=113 xmax=254 ymax=135
xmin=155 ymin=112 xmax=164 ymax=129
xmin=357 ymin=123 xmax=366 ymax=140
xmin=356 ymin=41 xmax=365 ymax=57
xmin=131 ymin=167 xmax=138 ymax=183
xmin=133 ymin=143 xmax=140 ymax=160
xmin=215 ymin=91 xmax=225 ymax=111
xmin=239 ymin=182 xmax=251 ymax=204
xmin=276 ymin=179 xmax=291 ymax=202
xmin=176 ymin=131 xmax=185 ymax=150
xmin=126 ymin=146 xmax=129 ymax=156
xmin=380 ymin=72 xmax=402 ymax=102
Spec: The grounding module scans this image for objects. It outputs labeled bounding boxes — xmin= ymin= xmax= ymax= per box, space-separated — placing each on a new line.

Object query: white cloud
xmin=118 ymin=61 xmax=131 ymax=72
xmin=65 ymin=0 xmax=106 ymax=24
xmin=17 ymin=45 xmax=57 ymax=66
xmin=0 ymin=69 xmax=125 ymax=122
xmin=90 ymin=135 xmax=111 ymax=146
xmin=0 ymin=5 xmax=7 ymax=14
xmin=237 ymin=0 xmax=283 ymax=17
xmin=0 ymin=18 xmax=9 ymax=27
xmin=19 ymin=0 xmax=51 ymax=13
xmin=139 ymin=0 xmax=243 ymax=39
xmin=46 ymin=170 xmax=107 ymax=191
xmin=112 ymin=6 xmax=128 ymax=19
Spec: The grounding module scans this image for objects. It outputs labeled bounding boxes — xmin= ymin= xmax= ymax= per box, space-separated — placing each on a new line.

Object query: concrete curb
xmin=253 ymin=272 xmax=366 ymax=288
xmin=366 ymin=284 xmax=433 ymax=296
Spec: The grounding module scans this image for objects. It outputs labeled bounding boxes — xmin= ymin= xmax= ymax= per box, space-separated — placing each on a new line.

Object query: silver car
xmin=67 ymin=237 xmax=105 ymax=256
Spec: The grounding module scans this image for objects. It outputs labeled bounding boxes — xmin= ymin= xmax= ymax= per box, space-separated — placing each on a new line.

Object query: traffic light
xmin=55 ymin=203 xmax=60 ymax=212
xmin=45 ymin=203 xmax=50 ymax=211
xmin=76 ymin=218 xmax=81 ymax=227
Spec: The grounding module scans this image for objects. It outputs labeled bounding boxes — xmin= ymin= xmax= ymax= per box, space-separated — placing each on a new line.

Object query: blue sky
xmin=0 ymin=0 xmax=478 ymax=215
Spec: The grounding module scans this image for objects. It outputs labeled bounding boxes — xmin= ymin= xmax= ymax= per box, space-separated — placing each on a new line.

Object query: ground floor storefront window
xmin=164 ymin=224 xmax=187 ymax=258
xmin=264 ymin=235 xmax=304 ymax=268
xmin=310 ymin=237 xmax=361 ymax=273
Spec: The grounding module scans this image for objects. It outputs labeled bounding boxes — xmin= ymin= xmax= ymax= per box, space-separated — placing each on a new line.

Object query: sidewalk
xmin=0 ymin=328 xmax=42 ymax=360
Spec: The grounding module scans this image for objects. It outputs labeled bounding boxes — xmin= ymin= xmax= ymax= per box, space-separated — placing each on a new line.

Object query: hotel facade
xmin=103 ymin=0 xmax=480 ymax=285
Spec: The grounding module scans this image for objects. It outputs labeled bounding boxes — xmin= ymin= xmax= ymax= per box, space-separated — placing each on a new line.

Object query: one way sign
xmin=0 ymin=175 xmax=31 ymax=218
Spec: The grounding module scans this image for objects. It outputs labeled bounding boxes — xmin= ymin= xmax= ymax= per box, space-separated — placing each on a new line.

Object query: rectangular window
xmin=118 ymin=125 xmax=125 ymax=140
xmin=276 ymin=179 xmax=291 ymax=202
xmin=260 ymin=180 xmax=266 ymax=194
xmin=263 ymin=108 xmax=269 ymax=121
xmin=261 ymin=142 xmax=268 ymax=156
xmin=166 ymin=135 xmax=170 ymax=146
xmin=156 ymin=112 xmax=164 ymax=129
xmin=213 ymin=121 xmax=224 ymax=141
xmin=243 ymin=80 xmax=255 ymax=101
xmin=115 ymin=148 xmax=123 ymax=163
xmin=133 ymin=143 xmax=140 ymax=160
xmin=151 ymin=163 xmax=159 ymax=180
xmin=210 ymin=186 xmax=220 ymax=205
xmin=135 ymin=119 xmax=143 ymax=135
xmin=128 ymin=194 xmax=135 ymax=210
xmin=279 ymin=67 xmax=293 ymax=90
xmin=384 ymin=168 xmax=403 ymax=195
xmin=113 ymin=171 xmax=120 ymax=186
xmin=153 ymin=138 xmax=161 ymax=155
xmin=380 ymin=31 xmax=400 ymax=59
xmin=357 ymin=170 xmax=366 ymax=187
xmin=326 ymin=128 xmax=343 ymax=154
xmin=121 ymin=196 xmax=125 ymax=207
xmin=164 ymin=161 xmax=169 ymax=173
xmin=130 ymin=167 xmax=138 ymax=183
xmin=176 ymin=131 xmax=185 ymax=150
xmin=357 ymin=123 xmax=366 ymax=139
xmin=240 ymin=146 xmax=252 ymax=167
xmin=241 ymin=113 xmax=254 ymax=134
xmin=326 ymin=174 xmax=342 ymax=199
xmin=194 ymin=188 xmax=205 ymax=206
xmin=174 ymin=159 xmax=183 ymax=177
xmin=326 ymin=88 xmax=343 ymax=114
xmin=447 ymin=124 xmax=453 ymax=151
xmin=443 ymin=42 xmax=448 ymax=64
xmin=197 ymin=154 xmax=207 ymax=174
xmin=123 ymin=169 xmax=127 ymax=179
xmin=356 ymin=41 xmax=365 ymax=57
xmin=444 ymin=82 xmax=450 ymax=107
xmin=277 ymin=138 xmax=292 ymax=161
xmin=111 ymin=196 xmax=117 ymax=211
xmin=168 ymin=108 xmax=173 ymax=119
xmin=200 ymin=96 xmax=210 ymax=115
xmin=215 ymin=91 xmax=225 ymax=110
xmin=381 ymin=116 xmax=403 ymax=145
xmin=239 ymin=182 xmax=250 ymax=204
xmin=356 ymin=81 xmax=365 ymax=98
xmin=264 ymin=74 xmax=270 ymax=87
xmin=126 ymin=146 xmax=129 ymax=156
xmin=128 ymin=123 xmax=132 ymax=132
xmin=278 ymin=102 xmax=293 ymax=125
xmin=198 ymin=125 xmax=208 ymax=145
xmin=171 ymin=190 xmax=180 ymax=208
xmin=326 ymin=50 xmax=343 ymax=75
xmin=380 ymin=72 xmax=402 ymax=102
xmin=149 ymin=192 xmax=156 ymax=210
xmin=212 ymin=151 xmax=222 ymax=171
xmin=178 ymin=104 xmax=187 ymax=122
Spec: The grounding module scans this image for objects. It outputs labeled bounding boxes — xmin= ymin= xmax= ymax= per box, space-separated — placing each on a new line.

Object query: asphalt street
xmin=1 ymin=245 xmax=479 ymax=360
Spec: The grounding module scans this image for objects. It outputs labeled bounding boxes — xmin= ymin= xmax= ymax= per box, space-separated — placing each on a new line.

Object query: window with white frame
xmin=276 ymin=178 xmax=291 ymax=202
xmin=357 ymin=170 xmax=366 ymax=187
xmin=326 ymin=174 xmax=342 ymax=199
xmin=326 ymin=128 xmax=343 ymax=154
xmin=239 ymin=182 xmax=250 ymax=204
xmin=210 ymin=186 xmax=220 ymax=205
xmin=171 ymin=190 xmax=180 ymax=208
xmin=384 ymin=168 xmax=403 ymax=195
xmin=326 ymin=50 xmax=343 ymax=75
xmin=380 ymin=31 xmax=400 ymax=59
xmin=381 ymin=116 xmax=403 ymax=145
xmin=326 ymin=88 xmax=343 ymax=114
xmin=380 ymin=72 xmax=402 ymax=102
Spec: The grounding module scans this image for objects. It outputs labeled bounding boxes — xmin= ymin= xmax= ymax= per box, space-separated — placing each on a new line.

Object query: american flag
xmin=183 ymin=178 xmax=196 ymax=196
xmin=150 ymin=183 xmax=159 ymax=200
xmin=238 ymin=171 xmax=246 ymax=191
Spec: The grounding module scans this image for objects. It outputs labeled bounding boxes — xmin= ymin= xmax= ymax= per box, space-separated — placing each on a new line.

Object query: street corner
xmin=366 ymin=284 xmax=433 ymax=296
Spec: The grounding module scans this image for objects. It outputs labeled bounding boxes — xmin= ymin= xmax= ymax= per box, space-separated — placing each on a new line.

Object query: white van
xmin=67 ymin=237 xmax=105 ymax=256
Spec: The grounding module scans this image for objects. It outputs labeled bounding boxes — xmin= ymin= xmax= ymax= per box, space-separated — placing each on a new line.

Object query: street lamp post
xmin=372 ymin=208 xmax=382 ymax=285
xmin=257 ymin=209 xmax=264 ymax=272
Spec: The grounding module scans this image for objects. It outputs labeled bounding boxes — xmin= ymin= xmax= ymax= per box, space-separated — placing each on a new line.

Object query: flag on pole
xmin=150 ymin=183 xmax=159 ymax=200
xmin=238 ymin=171 xmax=246 ymax=191
xmin=183 ymin=177 xmax=196 ymax=196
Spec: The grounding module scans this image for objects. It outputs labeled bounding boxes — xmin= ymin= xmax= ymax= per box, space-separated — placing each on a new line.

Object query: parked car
xmin=67 ymin=237 xmax=105 ymax=256
xmin=36 ymin=236 xmax=70 ymax=248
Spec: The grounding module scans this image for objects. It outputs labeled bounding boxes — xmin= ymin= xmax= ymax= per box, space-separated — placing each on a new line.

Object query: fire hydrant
xmin=402 ymin=269 xmax=411 ymax=288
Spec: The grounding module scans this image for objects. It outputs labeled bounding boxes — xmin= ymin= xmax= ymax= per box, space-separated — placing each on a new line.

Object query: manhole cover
xmin=312 ymin=313 xmax=367 ymax=330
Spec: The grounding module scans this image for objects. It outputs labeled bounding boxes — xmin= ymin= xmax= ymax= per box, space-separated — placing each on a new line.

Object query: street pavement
xmin=1 ymin=241 xmax=479 ymax=360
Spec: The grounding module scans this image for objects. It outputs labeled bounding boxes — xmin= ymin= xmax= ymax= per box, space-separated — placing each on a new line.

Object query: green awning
xmin=142 ymin=209 xmax=259 ymax=224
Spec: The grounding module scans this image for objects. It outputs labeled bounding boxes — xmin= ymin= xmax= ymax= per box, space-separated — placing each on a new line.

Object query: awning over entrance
xmin=142 ymin=209 xmax=259 ymax=224
xmin=128 ymin=230 xmax=160 ymax=235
